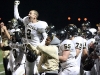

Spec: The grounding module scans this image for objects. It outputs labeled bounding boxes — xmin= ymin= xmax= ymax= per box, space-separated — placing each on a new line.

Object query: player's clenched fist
xmin=14 ymin=0 xmax=20 ymax=5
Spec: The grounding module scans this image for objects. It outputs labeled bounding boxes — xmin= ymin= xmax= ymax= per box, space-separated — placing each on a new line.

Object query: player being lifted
xmin=14 ymin=0 xmax=48 ymax=75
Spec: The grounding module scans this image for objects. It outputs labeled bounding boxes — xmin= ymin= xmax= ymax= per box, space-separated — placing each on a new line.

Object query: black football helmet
xmin=8 ymin=18 xmax=18 ymax=28
xmin=46 ymin=25 xmax=55 ymax=33
xmin=65 ymin=24 xmax=78 ymax=38
xmin=81 ymin=21 xmax=91 ymax=32
xmin=83 ymin=30 xmax=92 ymax=39
xmin=56 ymin=29 xmax=67 ymax=41
xmin=26 ymin=49 xmax=37 ymax=62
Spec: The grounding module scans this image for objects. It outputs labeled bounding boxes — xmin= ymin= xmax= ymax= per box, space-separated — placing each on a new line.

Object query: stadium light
xmin=68 ymin=17 xmax=71 ymax=20
xmin=84 ymin=18 xmax=87 ymax=21
xmin=78 ymin=18 xmax=81 ymax=21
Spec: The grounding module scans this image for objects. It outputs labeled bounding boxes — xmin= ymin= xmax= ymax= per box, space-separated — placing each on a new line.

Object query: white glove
xmin=14 ymin=0 xmax=20 ymax=5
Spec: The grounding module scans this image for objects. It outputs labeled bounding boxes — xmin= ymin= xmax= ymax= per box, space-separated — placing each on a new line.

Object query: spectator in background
xmin=0 ymin=21 xmax=11 ymax=75
xmin=96 ymin=23 xmax=100 ymax=32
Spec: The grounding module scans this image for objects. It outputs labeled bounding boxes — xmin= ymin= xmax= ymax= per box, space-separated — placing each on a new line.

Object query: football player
xmin=0 ymin=22 xmax=12 ymax=75
xmin=82 ymin=30 xmax=94 ymax=75
xmin=92 ymin=24 xmax=100 ymax=75
xmin=8 ymin=43 xmax=26 ymax=75
xmin=68 ymin=24 xmax=86 ymax=75
xmin=65 ymin=24 xmax=88 ymax=75
xmin=58 ymin=24 xmax=79 ymax=75
xmin=14 ymin=0 xmax=48 ymax=75
xmin=26 ymin=31 xmax=60 ymax=75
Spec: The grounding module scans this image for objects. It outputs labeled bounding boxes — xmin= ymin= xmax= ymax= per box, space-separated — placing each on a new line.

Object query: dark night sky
xmin=0 ymin=0 xmax=100 ymax=30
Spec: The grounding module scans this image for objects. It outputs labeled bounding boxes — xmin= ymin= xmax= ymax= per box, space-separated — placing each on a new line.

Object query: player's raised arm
xmin=14 ymin=0 xmax=23 ymax=22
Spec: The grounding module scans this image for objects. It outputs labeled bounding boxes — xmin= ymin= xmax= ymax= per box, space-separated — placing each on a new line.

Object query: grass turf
xmin=0 ymin=50 xmax=5 ymax=75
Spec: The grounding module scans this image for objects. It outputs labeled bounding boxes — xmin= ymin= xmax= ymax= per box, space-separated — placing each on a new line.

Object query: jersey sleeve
xmin=14 ymin=4 xmax=23 ymax=22
xmin=83 ymin=39 xmax=87 ymax=49
xmin=40 ymin=32 xmax=48 ymax=45
xmin=37 ymin=21 xmax=48 ymax=33
xmin=37 ymin=28 xmax=46 ymax=33
xmin=38 ymin=21 xmax=48 ymax=45
xmin=22 ymin=16 xmax=29 ymax=26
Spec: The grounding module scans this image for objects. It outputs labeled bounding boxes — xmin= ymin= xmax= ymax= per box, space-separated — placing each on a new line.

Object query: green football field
xmin=0 ymin=50 xmax=5 ymax=75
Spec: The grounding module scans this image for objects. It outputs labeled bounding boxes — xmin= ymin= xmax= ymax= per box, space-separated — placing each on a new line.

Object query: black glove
xmin=26 ymin=49 xmax=37 ymax=62
xmin=82 ymin=57 xmax=94 ymax=71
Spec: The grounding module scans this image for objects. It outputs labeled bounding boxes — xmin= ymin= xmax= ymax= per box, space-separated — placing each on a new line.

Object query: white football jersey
xmin=8 ymin=43 xmax=26 ymax=72
xmin=14 ymin=5 xmax=48 ymax=75
xmin=22 ymin=16 xmax=48 ymax=46
xmin=72 ymin=36 xmax=84 ymax=67
xmin=14 ymin=5 xmax=48 ymax=46
xmin=59 ymin=39 xmax=77 ymax=69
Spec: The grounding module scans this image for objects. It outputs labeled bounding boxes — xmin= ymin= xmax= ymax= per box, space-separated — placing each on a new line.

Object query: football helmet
xmin=65 ymin=24 xmax=78 ymax=38
xmin=83 ymin=30 xmax=92 ymax=39
xmin=89 ymin=28 xmax=97 ymax=36
xmin=82 ymin=21 xmax=91 ymax=28
xmin=8 ymin=18 xmax=19 ymax=29
xmin=56 ymin=29 xmax=67 ymax=41
xmin=46 ymin=25 xmax=55 ymax=33
xmin=81 ymin=21 xmax=91 ymax=32
xmin=26 ymin=48 xmax=37 ymax=62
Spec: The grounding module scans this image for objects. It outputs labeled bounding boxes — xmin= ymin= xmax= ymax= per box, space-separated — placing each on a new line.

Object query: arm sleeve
xmin=40 ymin=32 xmax=48 ymax=45
xmin=37 ymin=22 xmax=48 ymax=45
xmin=14 ymin=4 xmax=23 ymax=22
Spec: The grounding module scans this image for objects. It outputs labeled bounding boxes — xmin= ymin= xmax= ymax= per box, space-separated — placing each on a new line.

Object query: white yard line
xmin=0 ymin=71 xmax=5 ymax=74
xmin=0 ymin=62 xmax=5 ymax=74
xmin=0 ymin=62 xmax=3 ymax=65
